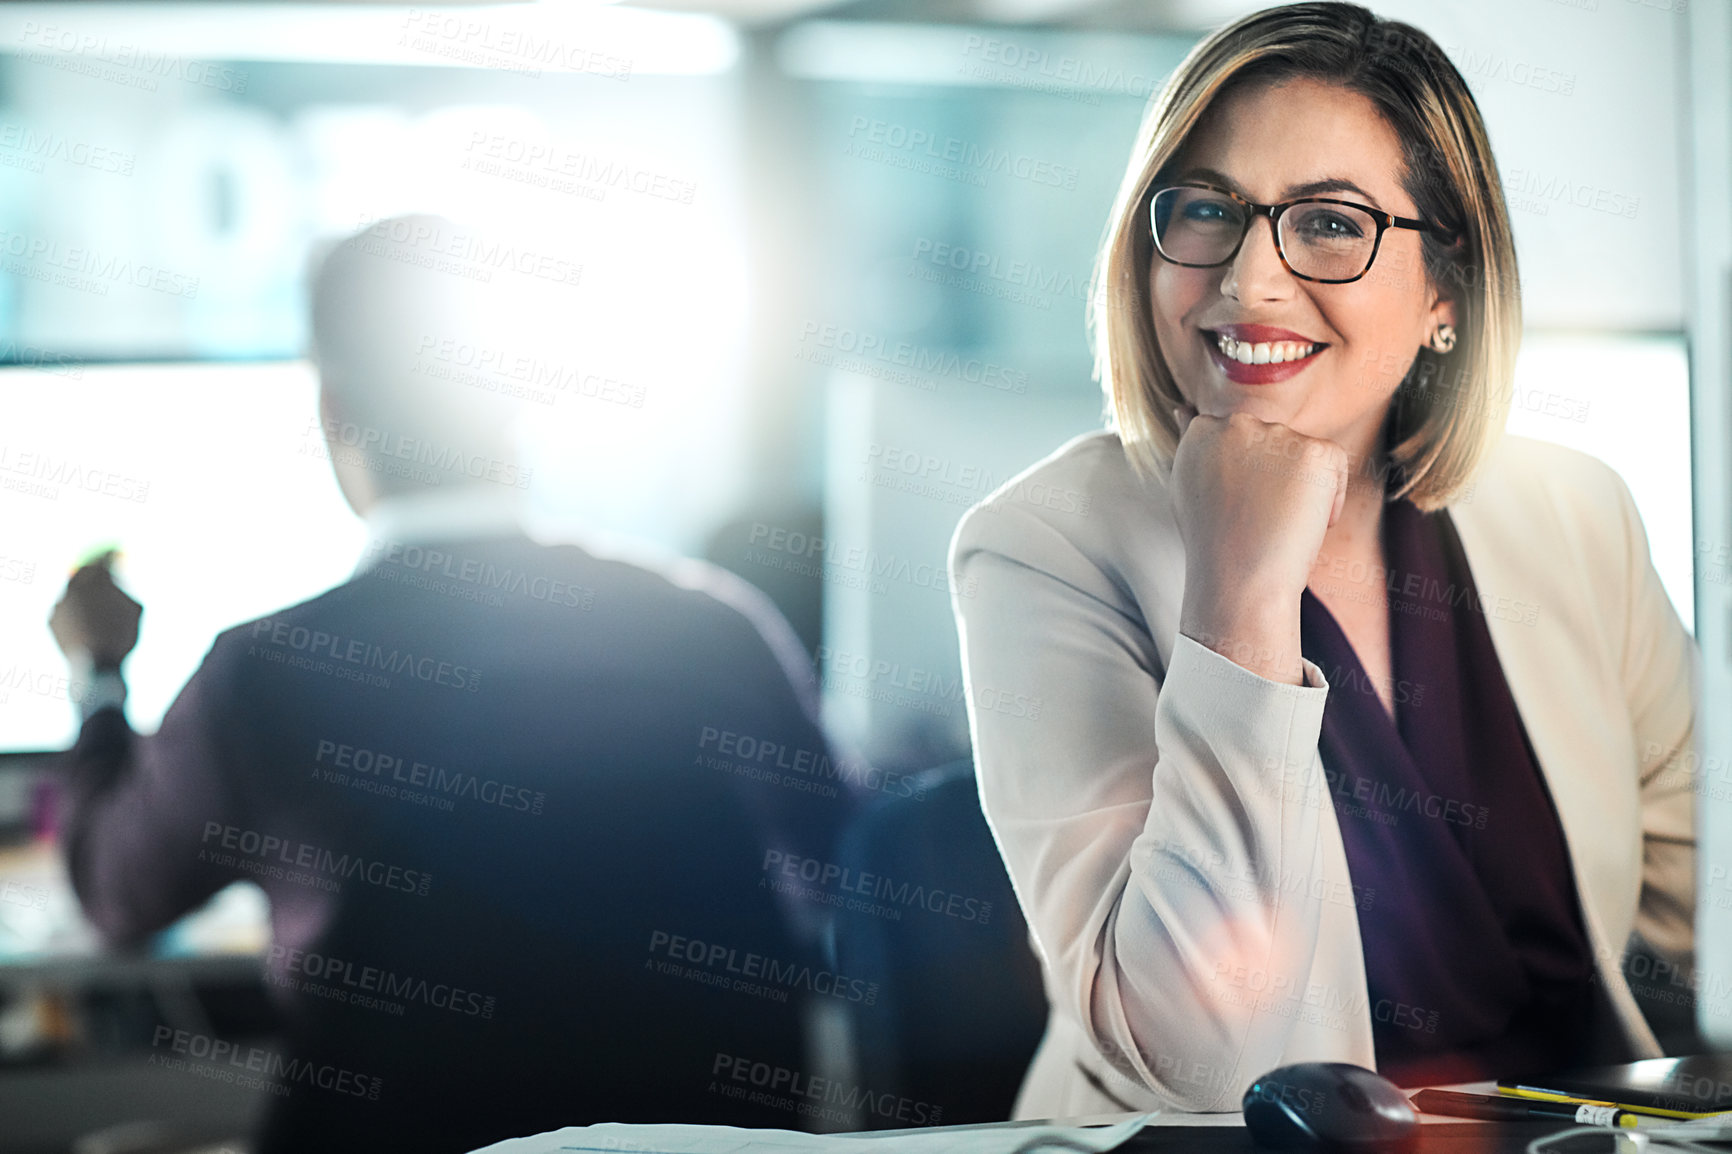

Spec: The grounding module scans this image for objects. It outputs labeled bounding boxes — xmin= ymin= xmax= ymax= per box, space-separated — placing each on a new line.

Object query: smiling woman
xmin=948 ymin=0 xmax=1697 ymax=1120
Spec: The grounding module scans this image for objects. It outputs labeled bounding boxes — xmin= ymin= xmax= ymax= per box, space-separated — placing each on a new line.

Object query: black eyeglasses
xmin=1148 ymin=182 xmax=1459 ymax=285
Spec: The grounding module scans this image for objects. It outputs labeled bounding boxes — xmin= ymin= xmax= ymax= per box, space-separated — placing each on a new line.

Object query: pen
xmin=1411 ymin=1089 xmax=1661 ymax=1129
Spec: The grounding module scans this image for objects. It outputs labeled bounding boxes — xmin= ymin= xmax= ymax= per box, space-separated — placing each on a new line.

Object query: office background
xmin=0 ymin=0 xmax=1706 ymax=765
xmin=0 ymin=0 xmax=1724 ymax=1146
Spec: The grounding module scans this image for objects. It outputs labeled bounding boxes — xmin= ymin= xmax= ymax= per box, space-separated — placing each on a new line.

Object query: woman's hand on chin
xmin=1169 ymin=406 xmax=1348 ymax=685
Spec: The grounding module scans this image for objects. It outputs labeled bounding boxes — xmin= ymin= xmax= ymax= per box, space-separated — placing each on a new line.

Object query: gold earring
xmin=1431 ymin=324 xmax=1456 ymax=353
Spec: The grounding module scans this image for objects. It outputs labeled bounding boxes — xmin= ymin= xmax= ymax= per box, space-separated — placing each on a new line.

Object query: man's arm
xmin=677 ymin=556 xmax=859 ymax=854
xmin=51 ymin=562 xmax=250 ymax=947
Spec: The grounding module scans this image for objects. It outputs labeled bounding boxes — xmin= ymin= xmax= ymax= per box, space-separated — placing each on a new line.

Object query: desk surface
xmin=1115 ymin=1120 xmax=1565 ymax=1152
xmin=859 ymin=1082 xmax=1508 ymax=1134
xmin=854 ymin=1095 xmax=1571 ymax=1154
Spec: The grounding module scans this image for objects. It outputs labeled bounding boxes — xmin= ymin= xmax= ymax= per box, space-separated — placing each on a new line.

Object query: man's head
xmin=307 ymin=214 xmax=520 ymax=516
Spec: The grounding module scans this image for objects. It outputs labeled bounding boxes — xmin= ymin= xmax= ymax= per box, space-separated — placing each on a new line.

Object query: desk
xmin=1115 ymin=1120 xmax=1565 ymax=1152
xmin=0 ymin=838 xmax=270 ymax=1066
xmin=850 ymin=1085 xmax=1577 ymax=1153
xmin=0 ymin=841 xmax=277 ymax=1152
xmin=849 ymin=1119 xmax=1566 ymax=1153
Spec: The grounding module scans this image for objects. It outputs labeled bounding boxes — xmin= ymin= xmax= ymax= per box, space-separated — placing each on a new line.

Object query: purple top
xmin=1299 ymin=496 xmax=1608 ymax=1087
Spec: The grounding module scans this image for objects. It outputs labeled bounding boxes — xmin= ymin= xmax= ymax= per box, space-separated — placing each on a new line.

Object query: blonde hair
xmin=1091 ymin=2 xmax=1520 ymax=511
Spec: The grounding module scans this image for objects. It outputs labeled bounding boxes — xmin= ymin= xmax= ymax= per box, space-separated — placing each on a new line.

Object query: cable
xmin=1525 ymin=1128 xmax=1646 ymax=1154
xmin=1525 ymin=1125 xmax=1732 ymax=1154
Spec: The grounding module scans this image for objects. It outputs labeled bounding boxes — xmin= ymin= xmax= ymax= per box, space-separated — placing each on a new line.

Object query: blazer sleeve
xmin=1609 ymin=472 xmax=1697 ymax=966
xmin=949 ymin=499 xmax=1366 ymax=1111
xmin=58 ymin=635 xmax=254 ymax=947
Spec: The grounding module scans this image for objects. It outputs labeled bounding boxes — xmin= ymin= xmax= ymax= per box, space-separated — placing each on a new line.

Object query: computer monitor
xmin=0 ymin=359 xmax=362 ymax=965
xmin=0 ymin=360 xmax=366 ymax=754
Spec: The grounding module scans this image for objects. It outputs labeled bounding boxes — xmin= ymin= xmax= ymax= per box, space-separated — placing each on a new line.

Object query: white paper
xmin=468 ymin=1111 xmax=1159 ymax=1154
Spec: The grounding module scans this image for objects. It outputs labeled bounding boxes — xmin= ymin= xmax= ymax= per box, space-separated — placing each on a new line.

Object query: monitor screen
xmin=0 ymin=360 xmax=366 ymax=752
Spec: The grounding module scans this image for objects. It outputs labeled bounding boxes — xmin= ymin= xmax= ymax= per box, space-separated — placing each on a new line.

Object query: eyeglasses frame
xmin=1146 ymin=181 xmax=1460 ymax=285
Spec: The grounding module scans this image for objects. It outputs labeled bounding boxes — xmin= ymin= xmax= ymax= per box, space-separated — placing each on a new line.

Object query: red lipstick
xmin=1202 ymin=325 xmax=1329 ymax=386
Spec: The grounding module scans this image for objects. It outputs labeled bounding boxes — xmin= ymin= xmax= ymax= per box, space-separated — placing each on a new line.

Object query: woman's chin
xmin=1192 ymin=392 xmax=1296 ymax=425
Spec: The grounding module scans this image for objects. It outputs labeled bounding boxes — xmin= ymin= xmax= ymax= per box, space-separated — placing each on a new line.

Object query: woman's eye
xmin=1298 ymin=211 xmax=1365 ymax=239
xmin=1183 ymin=200 xmax=1235 ymax=223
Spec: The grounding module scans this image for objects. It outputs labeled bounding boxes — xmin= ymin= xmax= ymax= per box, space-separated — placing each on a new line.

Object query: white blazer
xmin=947 ymin=429 xmax=1697 ymax=1117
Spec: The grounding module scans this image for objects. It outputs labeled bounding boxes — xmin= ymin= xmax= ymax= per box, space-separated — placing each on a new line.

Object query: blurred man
xmin=49 ymin=216 xmax=854 ymax=1153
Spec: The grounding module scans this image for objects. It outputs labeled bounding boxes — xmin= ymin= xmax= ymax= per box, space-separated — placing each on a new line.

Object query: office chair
xmin=831 ymin=758 xmax=1046 ymax=1127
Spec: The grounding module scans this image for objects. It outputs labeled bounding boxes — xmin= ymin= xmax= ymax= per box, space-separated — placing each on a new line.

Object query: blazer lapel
xmin=1447 ymin=485 xmax=1656 ymax=1053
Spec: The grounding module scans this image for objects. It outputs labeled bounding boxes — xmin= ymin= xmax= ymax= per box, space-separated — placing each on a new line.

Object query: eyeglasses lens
xmin=1152 ymin=187 xmax=1379 ymax=281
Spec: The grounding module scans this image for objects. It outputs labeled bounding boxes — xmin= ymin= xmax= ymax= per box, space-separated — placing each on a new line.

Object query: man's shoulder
xmin=209 ymin=579 xmax=368 ymax=656
xmin=547 ymin=535 xmax=801 ymax=638
xmin=218 ymin=537 xmax=783 ymax=638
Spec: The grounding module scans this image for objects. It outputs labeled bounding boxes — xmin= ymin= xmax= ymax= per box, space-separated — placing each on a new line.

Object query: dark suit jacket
xmin=60 ymin=533 xmax=859 ymax=1152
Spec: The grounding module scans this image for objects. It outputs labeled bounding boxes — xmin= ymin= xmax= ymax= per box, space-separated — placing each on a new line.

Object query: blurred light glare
xmin=0 ymin=4 xmax=740 ymax=75
xmin=778 ymin=22 xmax=1013 ymax=86
xmin=972 ymin=0 xmax=1099 ymax=21
xmin=1506 ymin=333 xmax=1694 ymax=631
xmin=0 ymin=362 xmax=366 ymax=750
xmin=295 ymin=107 xmax=422 ymax=237
xmin=776 ymin=20 xmax=1176 ymax=91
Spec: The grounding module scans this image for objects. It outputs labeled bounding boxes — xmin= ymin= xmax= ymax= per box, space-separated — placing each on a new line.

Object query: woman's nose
xmin=1220 ymin=214 xmax=1293 ymax=301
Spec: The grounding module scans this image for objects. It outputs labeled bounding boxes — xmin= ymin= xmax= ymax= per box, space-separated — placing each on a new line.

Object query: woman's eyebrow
xmin=1176 ymin=166 xmax=1385 ymax=208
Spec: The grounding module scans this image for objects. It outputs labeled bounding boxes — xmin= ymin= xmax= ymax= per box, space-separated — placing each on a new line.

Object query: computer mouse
xmin=1242 ymin=1062 xmax=1419 ymax=1152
